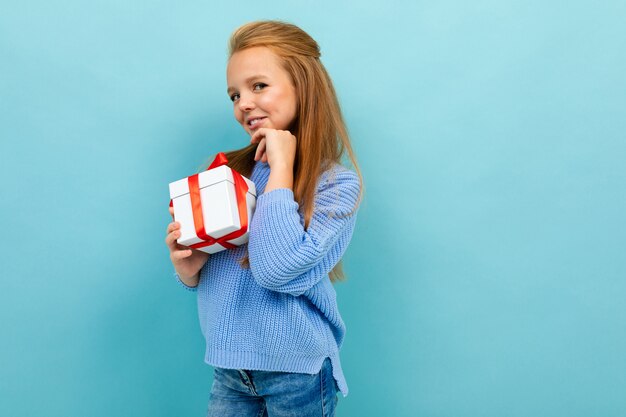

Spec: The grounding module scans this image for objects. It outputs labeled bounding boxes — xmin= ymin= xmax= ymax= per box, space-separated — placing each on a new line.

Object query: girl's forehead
xmin=227 ymin=47 xmax=282 ymax=77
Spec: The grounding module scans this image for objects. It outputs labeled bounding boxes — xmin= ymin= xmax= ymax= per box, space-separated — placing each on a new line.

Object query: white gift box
xmin=169 ymin=165 xmax=257 ymax=254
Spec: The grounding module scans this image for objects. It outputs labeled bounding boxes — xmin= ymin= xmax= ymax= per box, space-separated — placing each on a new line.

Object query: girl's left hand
xmin=250 ymin=128 xmax=297 ymax=169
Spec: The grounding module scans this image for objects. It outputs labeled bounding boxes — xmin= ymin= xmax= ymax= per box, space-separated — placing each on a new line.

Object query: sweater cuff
xmin=173 ymin=272 xmax=197 ymax=292
xmin=257 ymin=188 xmax=295 ymax=204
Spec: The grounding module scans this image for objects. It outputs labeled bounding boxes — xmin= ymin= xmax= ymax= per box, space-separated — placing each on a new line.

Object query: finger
xmin=261 ymin=152 xmax=268 ymax=163
xmin=171 ymin=248 xmax=193 ymax=260
xmin=166 ymin=222 xmax=180 ymax=234
xmin=165 ymin=229 xmax=181 ymax=248
xmin=250 ymin=128 xmax=267 ymax=144
xmin=165 ymin=233 xmax=176 ymax=252
xmin=255 ymin=138 xmax=266 ymax=161
xmin=250 ymin=129 xmax=262 ymax=143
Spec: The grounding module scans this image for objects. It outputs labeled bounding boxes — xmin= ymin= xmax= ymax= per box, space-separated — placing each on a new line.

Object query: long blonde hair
xmin=221 ymin=20 xmax=362 ymax=282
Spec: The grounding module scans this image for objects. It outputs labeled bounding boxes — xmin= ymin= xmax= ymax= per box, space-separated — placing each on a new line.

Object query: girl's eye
xmin=229 ymin=83 xmax=266 ymax=102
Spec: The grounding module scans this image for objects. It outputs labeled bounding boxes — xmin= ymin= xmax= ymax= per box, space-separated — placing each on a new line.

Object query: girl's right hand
xmin=165 ymin=206 xmax=210 ymax=284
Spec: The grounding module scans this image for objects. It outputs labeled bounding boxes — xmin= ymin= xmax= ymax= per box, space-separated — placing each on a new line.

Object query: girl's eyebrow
xmin=227 ymin=74 xmax=268 ymax=94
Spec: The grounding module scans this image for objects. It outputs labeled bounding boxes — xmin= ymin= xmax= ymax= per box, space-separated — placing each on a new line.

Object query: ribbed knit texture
xmin=174 ymin=160 xmax=360 ymax=397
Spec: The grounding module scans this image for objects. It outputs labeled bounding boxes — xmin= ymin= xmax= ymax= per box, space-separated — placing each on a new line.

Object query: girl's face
xmin=227 ymin=46 xmax=298 ymax=136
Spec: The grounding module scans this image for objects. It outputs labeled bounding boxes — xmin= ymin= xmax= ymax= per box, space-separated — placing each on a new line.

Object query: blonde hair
xmin=222 ymin=20 xmax=363 ymax=282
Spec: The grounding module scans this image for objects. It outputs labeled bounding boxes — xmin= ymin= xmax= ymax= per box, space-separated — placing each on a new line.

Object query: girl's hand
xmin=251 ymin=128 xmax=296 ymax=192
xmin=250 ymin=128 xmax=296 ymax=170
xmin=165 ymin=206 xmax=209 ymax=285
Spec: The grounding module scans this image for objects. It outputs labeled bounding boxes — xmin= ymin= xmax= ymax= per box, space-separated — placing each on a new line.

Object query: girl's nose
xmin=238 ymin=96 xmax=255 ymax=112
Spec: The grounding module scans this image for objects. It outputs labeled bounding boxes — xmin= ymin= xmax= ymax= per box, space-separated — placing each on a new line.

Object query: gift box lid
xmin=169 ymin=165 xmax=257 ymax=200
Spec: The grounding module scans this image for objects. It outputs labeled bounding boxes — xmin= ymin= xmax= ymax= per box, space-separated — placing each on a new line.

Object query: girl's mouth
xmin=248 ymin=117 xmax=267 ymax=129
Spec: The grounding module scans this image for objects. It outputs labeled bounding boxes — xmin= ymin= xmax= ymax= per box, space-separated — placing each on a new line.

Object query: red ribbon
xmin=171 ymin=152 xmax=250 ymax=251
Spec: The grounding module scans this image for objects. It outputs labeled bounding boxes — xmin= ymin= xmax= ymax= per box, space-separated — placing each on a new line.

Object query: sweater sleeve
xmin=248 ymin=167 xmax=361 ymax=296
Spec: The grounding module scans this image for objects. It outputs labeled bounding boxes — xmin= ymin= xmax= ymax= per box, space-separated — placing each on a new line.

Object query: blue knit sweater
xmin=174 ymin=160 xmax=360 ymax=397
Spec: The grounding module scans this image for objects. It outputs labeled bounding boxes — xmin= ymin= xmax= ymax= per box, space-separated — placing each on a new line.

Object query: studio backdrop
xmin=1 ymin=1 xmax=625 ymax=416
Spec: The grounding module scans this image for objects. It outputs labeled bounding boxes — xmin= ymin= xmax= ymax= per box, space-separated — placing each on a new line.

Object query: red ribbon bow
xmin=170 ymin=152 xmax=250 ymax=251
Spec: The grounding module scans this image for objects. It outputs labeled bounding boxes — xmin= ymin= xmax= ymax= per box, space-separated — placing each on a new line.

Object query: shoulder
xmin=318 ymin=162 xmax=361 ymax=193
xmin=315 ymin=163 xmax=362 ymax=212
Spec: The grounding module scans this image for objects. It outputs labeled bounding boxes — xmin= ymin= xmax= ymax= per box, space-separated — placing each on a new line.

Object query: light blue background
xmin=1 ymin=1 xmax=625 ymax=416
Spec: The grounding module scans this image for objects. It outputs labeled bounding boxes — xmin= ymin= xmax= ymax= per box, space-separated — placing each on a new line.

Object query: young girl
xmin=165 ymin=20 xmax=362 ymax=417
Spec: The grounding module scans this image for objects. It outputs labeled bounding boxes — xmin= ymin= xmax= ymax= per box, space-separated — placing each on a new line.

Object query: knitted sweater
xmin=174 ymin=160 xmax=360 ymax=397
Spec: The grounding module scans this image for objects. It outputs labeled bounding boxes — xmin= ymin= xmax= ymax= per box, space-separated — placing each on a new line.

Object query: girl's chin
xmin=246 ymin=123 xmax=274 ymax=135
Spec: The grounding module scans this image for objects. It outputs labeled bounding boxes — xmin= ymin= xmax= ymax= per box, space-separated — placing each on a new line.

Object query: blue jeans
xmin=207 ymin=357 xmax=339 ymax=417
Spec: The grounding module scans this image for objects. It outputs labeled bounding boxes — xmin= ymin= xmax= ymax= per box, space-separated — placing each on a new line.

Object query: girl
xmin=165 ymin=20 xmax=362 ymax=417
